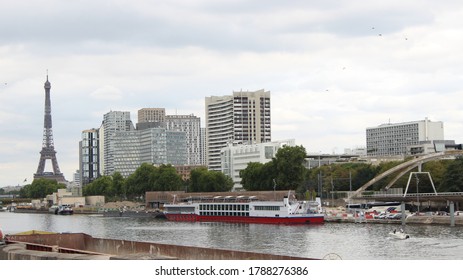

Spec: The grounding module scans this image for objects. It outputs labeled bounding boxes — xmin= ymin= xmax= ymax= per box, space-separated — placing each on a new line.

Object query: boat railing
xmin=184 ymin=195 xmax=260 ymax=203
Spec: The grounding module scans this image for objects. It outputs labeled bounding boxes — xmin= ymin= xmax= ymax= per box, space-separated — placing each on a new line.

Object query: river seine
xmin=1 ymin=211 xmax=463 ymax=260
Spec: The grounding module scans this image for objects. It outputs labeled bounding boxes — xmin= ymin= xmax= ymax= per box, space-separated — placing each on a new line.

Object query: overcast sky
xmin=1 ymin=0 xmax=463 ymax=187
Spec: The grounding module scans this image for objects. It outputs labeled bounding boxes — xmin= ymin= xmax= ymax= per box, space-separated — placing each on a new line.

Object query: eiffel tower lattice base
xmin=34 ymin=147 xmax=66 ymax=182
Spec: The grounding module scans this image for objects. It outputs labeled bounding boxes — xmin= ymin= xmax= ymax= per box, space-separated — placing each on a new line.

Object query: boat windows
xmin=254 ymin=206 xmax=280 ymax=211
xmin=165 ymin=206 xmax=195 ymax=213
xmin=198 ymin=203 xmax=250 ymax=217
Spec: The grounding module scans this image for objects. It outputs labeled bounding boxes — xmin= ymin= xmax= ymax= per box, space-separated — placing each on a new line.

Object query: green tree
xmin=189 ymin=167 xmax=208 ymax=192
xmin=210 ymin=170 xmax=234 ymax=192
xmin=152 ymin=164 xmax=184 ymax=191
xmin=112 ymin=172 xmax=126 ymax=200
xmin=125 ymin=163 xmax=157 ymax=199
xmin=438 ymin=157 xmax=463 ymax=192
xmin=350 ymin=163 xmax=379 ymax=189
xmin=273 ymin=145 xmax=307 ymax=189
xmin=83 ymin=176 xmax=113 ymax=197
xmin=19 ymin=178 xmax=65 ymax=199
xmin=240 ymin=161 xmax=276 ymax=191
xmin=240 ymin=162 xmax=266 ymax=191
xmin=189 ymin=167 xmax=233 ymax=192
xmin=240 ymin=145 xmax=307 ymax=191
xmin=421 ymin=160 xmax=451 ymax=192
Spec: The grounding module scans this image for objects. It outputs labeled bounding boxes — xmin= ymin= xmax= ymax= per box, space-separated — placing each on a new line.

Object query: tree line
xmin=82 ymin=163 xmax=233 ymax=201
xmin=240 ymin=145 xmax=463 ymax=196
xmin=18 ymin=178 xmax=66 ymax=199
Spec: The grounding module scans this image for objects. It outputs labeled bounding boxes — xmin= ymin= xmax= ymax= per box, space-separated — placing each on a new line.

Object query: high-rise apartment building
xmin=101 ymin=111 xmax=135 ymax=176
xmin=366 ymin=118 xmax=444 ymax=156
xmin=205 ymin=89 xmax=271 ymax=170
xmin=200 ymin=127 xmax=207 ymax=166
xmin=79 ymin=128 xmax=100 ymax=186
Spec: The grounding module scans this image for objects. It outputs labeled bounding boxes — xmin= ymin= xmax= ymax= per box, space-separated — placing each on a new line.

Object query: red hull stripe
xmin=165 ymin=214 xmax=324 ymax=224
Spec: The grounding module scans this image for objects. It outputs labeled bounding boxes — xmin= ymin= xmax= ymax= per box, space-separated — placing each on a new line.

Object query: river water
xmin=1 ymin=211 xmax=463 ymax=260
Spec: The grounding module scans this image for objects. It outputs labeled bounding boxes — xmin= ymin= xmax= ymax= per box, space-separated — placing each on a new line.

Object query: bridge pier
xmin=450 ymin=201 xmax=455 ymax=227
xmin=401 ymin=202 xmax=406 ymax=226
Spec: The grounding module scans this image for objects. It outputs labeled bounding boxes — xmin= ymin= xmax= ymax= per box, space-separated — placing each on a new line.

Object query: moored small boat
xmin=56 ymin=205 xmax=73 ymax=215
xmin=49 ymin=205 xmax=59 ymax=214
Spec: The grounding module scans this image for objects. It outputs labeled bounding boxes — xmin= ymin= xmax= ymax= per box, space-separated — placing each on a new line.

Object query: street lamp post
xmin=415 ymin=174 xmax=420 ymax=212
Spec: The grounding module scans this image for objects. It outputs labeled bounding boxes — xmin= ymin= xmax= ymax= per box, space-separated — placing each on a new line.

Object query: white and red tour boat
xmin=163 ymin=191 xmax=324 ymax=225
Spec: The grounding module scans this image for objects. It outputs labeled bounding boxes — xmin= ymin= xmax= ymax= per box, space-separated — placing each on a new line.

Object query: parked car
xmin=374 ymin=212 xmax=387 ymax=219
xmin=389 ymin=213 xmax=406 ymax=219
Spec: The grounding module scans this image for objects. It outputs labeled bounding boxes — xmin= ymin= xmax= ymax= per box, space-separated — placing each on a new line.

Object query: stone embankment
xmin=405 ymin=215 xmax=463 ymax=226
xmin=325 ymin=209 xmax=463 ymax=226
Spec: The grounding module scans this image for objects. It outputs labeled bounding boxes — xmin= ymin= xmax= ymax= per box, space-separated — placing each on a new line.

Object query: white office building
xmin=221 ymin=139 xmax=294 ymax=191
xmin=366 ymin=118 xmax=444 ymax=156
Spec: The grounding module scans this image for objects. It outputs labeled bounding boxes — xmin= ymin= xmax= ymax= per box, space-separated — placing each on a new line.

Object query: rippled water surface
xmin=2 ymin=211 xmax=463 ymax=260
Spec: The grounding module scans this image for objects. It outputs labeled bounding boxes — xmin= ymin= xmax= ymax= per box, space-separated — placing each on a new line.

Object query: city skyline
xmin=2 ymin=1 xmax=463 ymax=187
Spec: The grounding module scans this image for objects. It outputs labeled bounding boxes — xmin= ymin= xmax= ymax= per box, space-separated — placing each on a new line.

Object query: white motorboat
xmin=389 ymin=229 xmax=410 ymax=239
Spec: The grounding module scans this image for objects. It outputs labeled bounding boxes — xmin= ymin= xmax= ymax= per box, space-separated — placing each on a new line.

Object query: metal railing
xmin=361 ymin=192 xmax=463 ymax=198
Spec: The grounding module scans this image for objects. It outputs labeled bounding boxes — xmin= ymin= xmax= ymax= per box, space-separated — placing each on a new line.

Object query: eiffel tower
xmin=34 ymin=75 xmax=66 ymax=182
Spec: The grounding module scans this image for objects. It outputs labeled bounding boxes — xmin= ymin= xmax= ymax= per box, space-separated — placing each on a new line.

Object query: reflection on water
xmin=1 ymin=212 xmax=463 ymax=260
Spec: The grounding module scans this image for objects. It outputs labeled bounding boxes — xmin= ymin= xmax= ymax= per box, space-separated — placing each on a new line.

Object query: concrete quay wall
xmin=0 ymin=243 xmax=110 ymax=260
xmin=405 ymin=215 xmax=463 ymax=226
xmin=1 ymin=233 xmax=313 ymax=260
xmin=326 ymin=215 xmax=463 ymax=226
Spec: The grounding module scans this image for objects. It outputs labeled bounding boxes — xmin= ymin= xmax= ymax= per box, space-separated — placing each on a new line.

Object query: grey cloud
xmin=0 ymin=0 xmax=435 ymax=54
